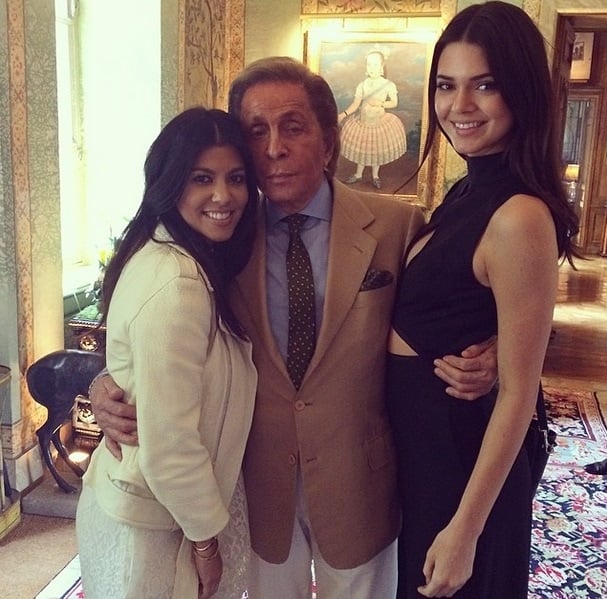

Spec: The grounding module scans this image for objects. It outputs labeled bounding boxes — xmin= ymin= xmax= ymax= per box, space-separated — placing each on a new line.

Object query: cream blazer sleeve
xmin=105 ymin=242 xmax=229 ymax=541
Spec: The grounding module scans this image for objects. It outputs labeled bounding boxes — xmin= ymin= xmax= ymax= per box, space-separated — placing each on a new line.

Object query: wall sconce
xmin=563 ymin=163 xmax=579 ymax=203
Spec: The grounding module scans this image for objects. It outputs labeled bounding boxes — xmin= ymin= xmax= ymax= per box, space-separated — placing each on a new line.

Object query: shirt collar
xmin=265 ymin=178 xmax=332 ymax=228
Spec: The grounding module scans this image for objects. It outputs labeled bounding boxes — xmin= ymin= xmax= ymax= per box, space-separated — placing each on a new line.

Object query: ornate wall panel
xmin=24 ymin=0 xmax=63 ymax=363
xmin=161 ymin=0 xmax=181 ymax=124
xmin=0 ymin=3 xmax=16 ymax=323
xmin=183 ymin=0 xmax=225 ymax=108
xmin=225 ymin=0 xmax=246 ymax=103
xmin=523 ymin=0 xmax=542 ymax=23
xmin=3 ymin=0 xmax=63 ymax=472
xmin=0 ymin=0 xmax=20 ymax=465
xmin=180 ymin=0 xmax=245 ymax=110
xmin=301 ymin=0 xmax=441 ymax=14
xmin=6 ymin=0 xmax=37 ymax=454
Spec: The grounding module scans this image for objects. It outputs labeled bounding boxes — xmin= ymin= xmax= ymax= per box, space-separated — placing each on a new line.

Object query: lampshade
xmin=564 ymin=163 xmax=580 ymax=182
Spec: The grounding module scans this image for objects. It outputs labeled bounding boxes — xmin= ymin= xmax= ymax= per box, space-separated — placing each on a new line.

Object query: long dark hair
xmin=101 ymin=107 xmax=258 ymax=338
xmin=416 ymin=1 xmax=579 ymax=262
xmin=228 ymin=56 xmax=340 ymax=178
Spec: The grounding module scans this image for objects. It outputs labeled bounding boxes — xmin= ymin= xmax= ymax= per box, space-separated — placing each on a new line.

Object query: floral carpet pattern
xmin=529 ymin=387 xmax=607 ymax=598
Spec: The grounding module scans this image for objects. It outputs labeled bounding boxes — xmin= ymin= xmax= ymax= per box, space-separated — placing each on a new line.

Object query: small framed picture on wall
xmin=570 ymin=32 xmax=594 ymax=82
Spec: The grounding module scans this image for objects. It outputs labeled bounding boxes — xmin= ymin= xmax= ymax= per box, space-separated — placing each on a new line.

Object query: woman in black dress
xmin=386 ymin=3 xmax=579 ymax=597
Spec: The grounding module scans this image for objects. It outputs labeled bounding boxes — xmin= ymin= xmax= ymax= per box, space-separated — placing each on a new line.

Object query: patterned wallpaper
xmin=301 ymin=0 xmax=441 ymax=13
xmin=0 ymin=0 xmax=19 ymax=440
xmin=2 ymin=0 xmax=62 ymax=464
xmin=182 ymin=0 xmax=245 ymax=110
xmin=23 ymin=0 xmax=64 ymax=362
xmin=0 ymin=7 xmax=15 ymax=297
xmin=183 ymin=0 xmax=226 ymax=108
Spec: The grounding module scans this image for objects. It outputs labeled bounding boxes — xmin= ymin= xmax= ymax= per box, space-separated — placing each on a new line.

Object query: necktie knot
xmin=284 ymin=214 xmax=307 ymax=236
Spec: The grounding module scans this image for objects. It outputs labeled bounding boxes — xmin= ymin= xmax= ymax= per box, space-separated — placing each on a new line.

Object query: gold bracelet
xmin=192 ymin=537 xmax=219 ymax=560
xmin=193 ymin=537 xmax=217 ymax=553
xmin=87 ymin=368 xmax=108 ymax=397
xmin=87 ymin=375 xmax=98 ymax=398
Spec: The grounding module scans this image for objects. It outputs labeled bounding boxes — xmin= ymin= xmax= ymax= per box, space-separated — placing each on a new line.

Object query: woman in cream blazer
xmin=76 ymin=107 xmax=258 ymax=599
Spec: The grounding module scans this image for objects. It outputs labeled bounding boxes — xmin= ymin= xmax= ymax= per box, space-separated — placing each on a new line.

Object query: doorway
xmin=552 ymin=14 xmax=607 ymax=254
xmin=561 ymin=92 xmax=602 ymax=249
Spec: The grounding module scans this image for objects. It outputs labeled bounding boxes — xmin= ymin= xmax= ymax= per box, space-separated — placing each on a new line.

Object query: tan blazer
xmin=231 ymin=179 xmax=425 ymax=569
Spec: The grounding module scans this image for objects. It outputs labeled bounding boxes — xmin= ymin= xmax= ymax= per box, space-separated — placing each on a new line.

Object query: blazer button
xmin=288 ymin=454 xmax=297 ymax=466
xmin=294 ymin=400 xmax=305 ymax=411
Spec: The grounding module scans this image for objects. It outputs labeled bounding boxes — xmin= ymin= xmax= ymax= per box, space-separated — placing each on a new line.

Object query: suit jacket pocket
xmin=360 ymin=268 xmax=394 ymax=292
xmin=353 ymin=277 xmax=394 ymax=309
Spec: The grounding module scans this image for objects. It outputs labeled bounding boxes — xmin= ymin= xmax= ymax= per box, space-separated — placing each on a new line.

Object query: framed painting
xmin=306 ymin=31 xmax=434 ymax=201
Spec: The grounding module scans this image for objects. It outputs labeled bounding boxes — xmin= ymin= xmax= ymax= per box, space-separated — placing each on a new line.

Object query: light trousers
xmin=246 ymin=472 xmax=397 ymax=598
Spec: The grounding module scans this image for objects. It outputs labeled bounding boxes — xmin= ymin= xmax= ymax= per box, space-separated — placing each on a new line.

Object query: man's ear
xmin=323 ymin=126 xmax=339 ymax=174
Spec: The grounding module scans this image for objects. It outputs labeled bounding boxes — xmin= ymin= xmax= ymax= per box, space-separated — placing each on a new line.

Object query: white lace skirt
xmin=76 ymin=475 xmax=250 ymax=598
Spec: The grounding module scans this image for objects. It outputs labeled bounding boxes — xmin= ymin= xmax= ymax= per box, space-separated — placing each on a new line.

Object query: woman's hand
xmin=193 ymin=539 xmax=223 ymax=598
xmin=417 ymin=523 xmax=478 ymax=597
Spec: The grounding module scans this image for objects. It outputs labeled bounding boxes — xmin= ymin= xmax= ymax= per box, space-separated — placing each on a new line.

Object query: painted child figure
xmin=338 ymin=49 xmax=407 ymax=189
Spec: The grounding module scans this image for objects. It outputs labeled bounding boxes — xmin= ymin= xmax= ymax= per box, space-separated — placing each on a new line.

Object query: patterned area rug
xmin=39 ymin=387 xmax=607 ymax=598
xmin=530 ymin=387 xmax=607 ymax=598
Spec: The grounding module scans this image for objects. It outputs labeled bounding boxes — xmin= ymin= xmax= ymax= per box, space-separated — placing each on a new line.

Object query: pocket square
xmin=360 ymin=269 xmax=394 ymax=291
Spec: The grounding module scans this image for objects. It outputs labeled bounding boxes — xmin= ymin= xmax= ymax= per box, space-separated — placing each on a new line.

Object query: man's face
xmin=239 ymin=81 xmax=334 ymax=214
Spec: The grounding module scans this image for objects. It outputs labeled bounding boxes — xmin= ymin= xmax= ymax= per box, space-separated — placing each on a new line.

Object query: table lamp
xmin=563 ymin=163 xmax=579 ymax=202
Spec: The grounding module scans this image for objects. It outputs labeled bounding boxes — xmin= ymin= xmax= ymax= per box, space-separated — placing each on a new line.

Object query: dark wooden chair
xmin=26 ymin=349 xmax=105 ymax=492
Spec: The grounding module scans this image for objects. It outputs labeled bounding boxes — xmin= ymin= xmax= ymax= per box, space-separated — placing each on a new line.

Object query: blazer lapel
xmin=307 ymin=181 xmax=377 ymax=374
xmin=234 ymin=203 xmax=291 ymax=381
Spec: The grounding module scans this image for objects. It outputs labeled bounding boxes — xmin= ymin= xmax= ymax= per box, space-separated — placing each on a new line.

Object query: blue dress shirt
xmin=265 ymin=179 xmax=332 ymax=362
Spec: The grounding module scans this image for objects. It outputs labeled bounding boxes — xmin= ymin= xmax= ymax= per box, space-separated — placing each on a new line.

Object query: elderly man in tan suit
xmin=225 ymin=58 xmax=423 ymax=597
xmin=90 ymin=57 xmax=496 ymax=598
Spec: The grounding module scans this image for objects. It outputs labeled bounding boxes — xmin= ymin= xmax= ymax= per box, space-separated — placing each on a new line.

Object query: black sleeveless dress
xmin=387 ymin=153 xmax=534 ymax=598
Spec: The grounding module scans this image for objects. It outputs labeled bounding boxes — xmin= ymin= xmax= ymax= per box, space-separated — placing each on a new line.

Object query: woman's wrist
xmin=88 ymin=367 xmax=109 ymax=397
xmin=192 ymin=537 xmax=220 ymax=560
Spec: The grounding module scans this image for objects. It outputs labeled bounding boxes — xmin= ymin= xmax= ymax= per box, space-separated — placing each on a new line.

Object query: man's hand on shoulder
xmin=434 ymin=336 xmax=498 ymax=400
xmin=89 ymin=374 xmax=138 ymax=460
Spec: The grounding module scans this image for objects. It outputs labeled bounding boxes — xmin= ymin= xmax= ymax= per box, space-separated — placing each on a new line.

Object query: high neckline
xmin=465 ymin=153 xmax=509 ymax=185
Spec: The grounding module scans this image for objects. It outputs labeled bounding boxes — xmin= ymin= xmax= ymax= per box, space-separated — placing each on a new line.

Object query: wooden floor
xmin=542 ymin=253 xmax=607 ymax=393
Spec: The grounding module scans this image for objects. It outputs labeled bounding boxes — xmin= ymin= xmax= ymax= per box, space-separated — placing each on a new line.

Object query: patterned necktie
xmin=285 ymin=214 xmax=316 ymax=389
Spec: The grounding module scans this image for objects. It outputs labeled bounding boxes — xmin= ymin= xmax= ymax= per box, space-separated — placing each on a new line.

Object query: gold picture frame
xmin=305 ymin=22 xmax=438 ymax=207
